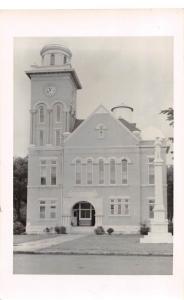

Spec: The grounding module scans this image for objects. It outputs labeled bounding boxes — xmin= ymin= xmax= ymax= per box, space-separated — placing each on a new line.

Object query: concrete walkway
xmin=14 ymin=234 xmax=85 ymax=252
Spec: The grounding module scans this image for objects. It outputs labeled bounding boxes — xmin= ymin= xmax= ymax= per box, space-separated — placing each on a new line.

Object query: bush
xmin=140 ymin=223 xmax=150 ymax=235
xmin=13 ymin=221 xmax=25 ymax=234
xmin=94 ymin=226 xmax=105 ymax=235
xmin=107 ymin=228 xmax=114 ymax=235
xmin=55 ymin=226 xmax=66 ymax=234
xmin=43 ymin=227 xmax=50 ymax=233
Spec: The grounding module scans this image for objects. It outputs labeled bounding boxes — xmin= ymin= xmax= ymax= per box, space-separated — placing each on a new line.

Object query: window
xmin=87 ymin=159 xmax=92 ymax=184
xmin=110 ymin=159 xmax=116 ymax=184
xmin=50 ymin=53 xmax=55 ymax=65
xmin=99 ymin=159 xmax=104 ymax=184
xmin=56 ymin=104 xmax=62 ymax=123
xmin=39 ymin=105 xmax=45 ymax=123
xmin=149 ymin=199 xmax=155 ymax=219
xmin=51 ymin=162 xmax=56 ymax=185
xmin=148 ymin=157 xmax=155 ymax=184
xmin=40 ymin=159 xmax=57 ymax=186
xmin=110 ymin=198 xmax=130 ymax=216
xmin=121 ymin=159 xmax=128 ymax=184
xmin=40 ymin=205 xmax=45 ymax=219
xmin=76 ymin=159 xmax=81 ymax=184
xmin=50 ymin=205 xmax=56 ymax=219
xmin=39 ymin=129 xmax=44 ymax=146
xmin=55 ymin=129 xmax=62 ymax=146
xmin=40 ymin=162 xmax=47 ymax=185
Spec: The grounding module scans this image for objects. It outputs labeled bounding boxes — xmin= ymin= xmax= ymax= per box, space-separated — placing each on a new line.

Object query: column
xmin=95 ymin=215 xmax=103 ymax=226
xmin=140 ymin=137 xmax=172 ymax=243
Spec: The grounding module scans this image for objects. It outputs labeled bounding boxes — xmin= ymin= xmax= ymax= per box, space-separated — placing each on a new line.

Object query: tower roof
xmin=40 ymin=44 xmax=72 ymax=57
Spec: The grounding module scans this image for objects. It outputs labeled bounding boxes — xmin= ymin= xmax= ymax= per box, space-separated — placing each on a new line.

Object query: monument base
xmin=140 ymin=219 xmax=173 ymax=243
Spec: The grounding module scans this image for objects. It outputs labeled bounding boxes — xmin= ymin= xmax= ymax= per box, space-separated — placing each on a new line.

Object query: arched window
xmin=76 ymin=159 xmax=81 ymax=184
xmin=87 ymin=159 xmax=93 ymax=184
xmin=110 ymin=159 xmax=116 ymax=184
xmin=55 ymin=129 xmax=62 ymax=146
xmin=121 ymin=159 xmax=128 ymax=184
xmin=56 ymin=104 xmax=62 ymax=123
xmin=39 ymin=129 xmax=44 ymax=146
xmin=99 ymin=159 xmax=104 ymax=184
xmin=39 ymin=105 xmax=45 ymax=123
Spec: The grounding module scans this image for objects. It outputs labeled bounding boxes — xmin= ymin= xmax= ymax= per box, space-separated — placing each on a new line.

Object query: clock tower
xmin=25 ymin=44 xmax=82 ymax=233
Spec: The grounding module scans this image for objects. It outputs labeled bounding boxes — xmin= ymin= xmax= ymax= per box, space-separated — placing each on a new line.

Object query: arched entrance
xmin=71 ymin=201 xmax=95 ymax=227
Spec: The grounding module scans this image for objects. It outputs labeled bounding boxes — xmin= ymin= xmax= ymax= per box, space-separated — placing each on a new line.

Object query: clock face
xmin=45 ymin=86 xmax=56 ymax=97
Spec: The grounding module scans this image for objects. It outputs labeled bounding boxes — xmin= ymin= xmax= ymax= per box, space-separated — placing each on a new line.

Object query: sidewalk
xmin=14 ymin=234 xmax=85 ymax=252
xmin=14 ymin=234 xmax=173 ymax=256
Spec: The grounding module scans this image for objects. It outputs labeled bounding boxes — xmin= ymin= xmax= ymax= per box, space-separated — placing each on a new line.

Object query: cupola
xmin=40 ymin=44 xmax=72 ymax=67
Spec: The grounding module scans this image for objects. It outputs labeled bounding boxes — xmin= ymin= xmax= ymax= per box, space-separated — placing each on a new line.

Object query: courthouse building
xmin=25 ymin=44 xmax=167 ymax=233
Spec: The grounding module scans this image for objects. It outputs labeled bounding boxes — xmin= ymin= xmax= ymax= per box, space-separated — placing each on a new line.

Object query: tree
xmin=160 ymin=107 xmax=174 ymax=126
xmin=160 ymin=107 xmax=174 ymax=221
xmin=13 ymin=156 xmax=28 ymax=225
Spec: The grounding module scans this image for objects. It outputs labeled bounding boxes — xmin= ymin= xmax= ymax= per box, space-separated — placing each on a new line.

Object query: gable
xmin=65 ymin=105 xmax=139 ymax=148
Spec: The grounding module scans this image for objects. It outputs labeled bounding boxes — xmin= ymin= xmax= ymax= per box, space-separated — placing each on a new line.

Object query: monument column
xmin=140 ymin=137 xmax=173 ymax=243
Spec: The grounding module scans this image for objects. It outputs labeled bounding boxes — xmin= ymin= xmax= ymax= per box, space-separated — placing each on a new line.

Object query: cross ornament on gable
xmin=96 ymin=123 xmax=107 ymax=138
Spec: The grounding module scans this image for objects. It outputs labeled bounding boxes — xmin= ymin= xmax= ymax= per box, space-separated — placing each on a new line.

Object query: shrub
xmin=13 ymin=221 xmax=25 ymax=234
xmin=43 ymin=227 xmax=50 ymax=233
xmin=107 ymin=228 xmax=114 ymax=235
xmin=140 ymin=223 xmax=150 ymax=235
xmin=55 ymin=226 xmax=66 ymax=234
xmin=94 ymin=226 xmax=105 ymax=235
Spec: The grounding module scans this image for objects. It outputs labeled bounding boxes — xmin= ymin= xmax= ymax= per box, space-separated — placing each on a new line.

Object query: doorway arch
xmin=71 ymin=201 xmax=95 ymax=227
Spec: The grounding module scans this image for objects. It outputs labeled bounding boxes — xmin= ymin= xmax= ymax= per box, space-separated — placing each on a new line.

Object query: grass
xmin=41 ymin=234 xmax=173 ymax=255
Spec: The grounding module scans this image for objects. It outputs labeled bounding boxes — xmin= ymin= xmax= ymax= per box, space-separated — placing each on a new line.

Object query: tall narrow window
xmin=110 ymin=159 xmax=116 ymax=184
xmin=40 ymin=204 xmax=46 ymax=219
xmin=55 ymin=129 xmax=62 ymax=146
xmin=148 ymin=157 xmax=155 ymax=184
xmin=40 ymin=161 xmax=47 ymax=185
xmin=99 ymin=159 xmax=104 ymax=184
xmin=39 ymin=129 xmax=44 ymax=146
xmin=149 ymin=199 xmax=155 ymax=218
xmin=122 ymin=159 xmax=128 ymax=184
xmin=51 ymin=161 xmax=56 ymax=185
xmin=50 ymin=205 xmax=56 ymax=219
xmin=124 ymin=199 xmax=129 ymax=215
xmin=87 ymin=159 xmax=92 ymax=184
xmin=76 ymin=159 xmax=81 ymax=184
xmin=56 ymin=104 xmax=61 ymax=123
xmin=39 ymin=105 xmax=44 ymax=123
xmin=50 ymin=53 xmax=55 ymax=65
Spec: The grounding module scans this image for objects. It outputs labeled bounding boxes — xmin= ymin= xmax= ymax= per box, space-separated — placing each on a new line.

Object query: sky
xmin=14 ymin=37 xmax=173 ymax=157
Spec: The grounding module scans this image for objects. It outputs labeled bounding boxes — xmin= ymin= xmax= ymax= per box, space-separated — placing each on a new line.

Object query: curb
xmin=13 ymin=250 xmax=173 ymax=257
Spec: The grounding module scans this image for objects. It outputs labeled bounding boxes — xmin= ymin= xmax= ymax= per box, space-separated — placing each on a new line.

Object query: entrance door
xmin=72 ymin=202 xmax=95 ymax=226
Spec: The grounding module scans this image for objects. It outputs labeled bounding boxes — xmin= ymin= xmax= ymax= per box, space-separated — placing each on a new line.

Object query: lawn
xmin=40 ymin=234 xmax=173 ymax=255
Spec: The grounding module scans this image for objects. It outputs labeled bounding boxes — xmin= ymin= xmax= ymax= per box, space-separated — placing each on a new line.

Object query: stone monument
xmin=140 ymin=137 xmax=173 ymax=243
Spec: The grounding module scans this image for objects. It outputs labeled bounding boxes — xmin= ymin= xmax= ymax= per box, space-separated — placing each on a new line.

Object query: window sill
xmin=74 ymin=184 xmax=130 ymax=187
xmin=108 ymin=214 xmax=131 ymax=217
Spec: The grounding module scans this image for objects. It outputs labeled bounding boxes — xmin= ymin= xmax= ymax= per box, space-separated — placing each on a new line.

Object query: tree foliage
xmin=13 ymin=156 xmax=28 ymax=226
xmin=160 ymin=107 xmax=174 ymax=126
xmin=167 ymin=165 xmax=173 ymax=221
